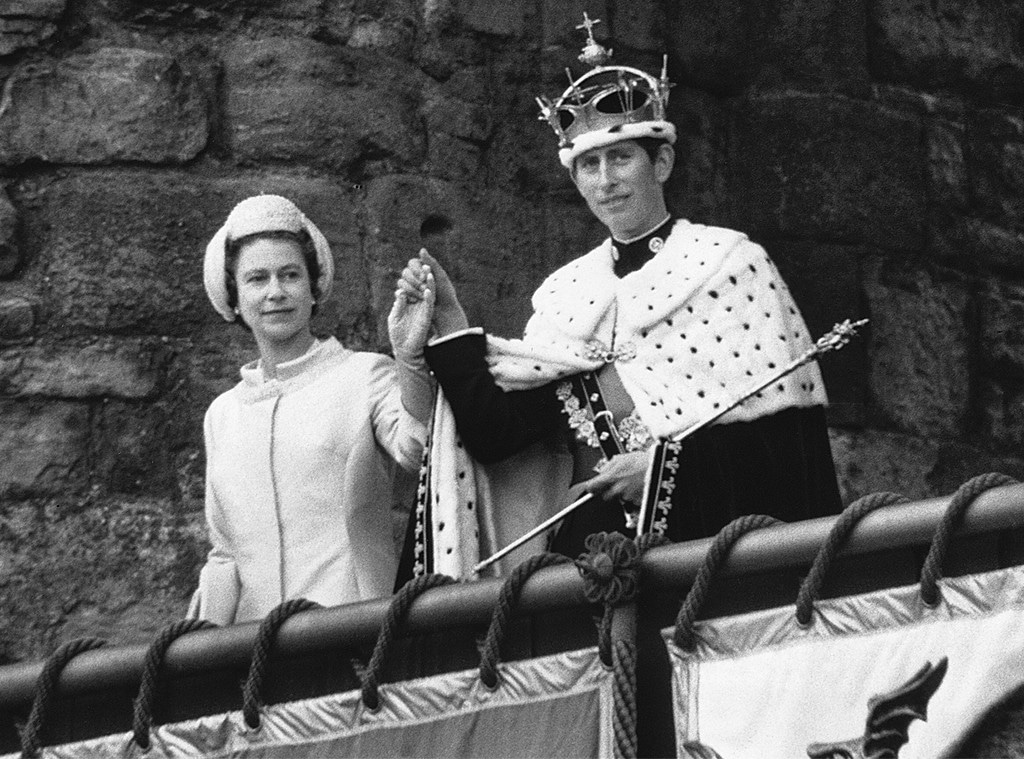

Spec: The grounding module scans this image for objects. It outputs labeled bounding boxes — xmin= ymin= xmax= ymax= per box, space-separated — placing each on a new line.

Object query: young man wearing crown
xmin=391 ymin=17 xmax=841 ymax=579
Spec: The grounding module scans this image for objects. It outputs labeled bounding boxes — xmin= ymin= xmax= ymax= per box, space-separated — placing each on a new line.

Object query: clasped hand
xmin=388 ymin=248 xmax=469 ymax=360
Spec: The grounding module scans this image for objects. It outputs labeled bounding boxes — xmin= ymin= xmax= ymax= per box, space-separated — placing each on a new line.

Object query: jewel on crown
xmin=536 ymin=13 xmax=672 ymax=150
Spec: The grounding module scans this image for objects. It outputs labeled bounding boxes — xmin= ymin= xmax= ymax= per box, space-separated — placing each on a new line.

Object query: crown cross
xmin=576 ymin=12 xmax=600 ymax=38
xmin=576 ymin=13 xmax=612 ymax=67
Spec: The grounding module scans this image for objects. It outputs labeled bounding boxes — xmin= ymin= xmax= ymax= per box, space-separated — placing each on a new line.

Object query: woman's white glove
xmin=388 ymin=249 xmax=439 ymax=425
xmin=395 ymin=248 xmax=469 ymax=339
xmin=389 ymin=250 xmax=437 ymax=365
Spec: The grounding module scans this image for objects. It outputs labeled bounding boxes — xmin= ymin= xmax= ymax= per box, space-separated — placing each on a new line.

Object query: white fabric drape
xmin=8 ymin=647 xmax=613 ymax=759
xmin=665 ymin=563 xmax=1024 ymax=758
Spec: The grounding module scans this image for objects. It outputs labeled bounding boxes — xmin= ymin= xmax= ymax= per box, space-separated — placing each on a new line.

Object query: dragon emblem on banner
xmin=681 ymin=657 xmax=948 ymax=759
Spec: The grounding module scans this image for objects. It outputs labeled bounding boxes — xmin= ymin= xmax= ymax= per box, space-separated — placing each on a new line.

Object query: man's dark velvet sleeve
xmin=424 ymin=333 xmax=565 ymax=464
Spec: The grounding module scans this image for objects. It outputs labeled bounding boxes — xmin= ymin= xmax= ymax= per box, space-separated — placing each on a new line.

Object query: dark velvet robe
xmin=419 ymin=332 xmax=841 ymax=561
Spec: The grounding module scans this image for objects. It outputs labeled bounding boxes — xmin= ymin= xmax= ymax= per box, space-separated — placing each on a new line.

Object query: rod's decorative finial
xmin=814 ymin=318 xmax=870 ymax=355
xmin=576 ymin=12 xmax=612 ymax=67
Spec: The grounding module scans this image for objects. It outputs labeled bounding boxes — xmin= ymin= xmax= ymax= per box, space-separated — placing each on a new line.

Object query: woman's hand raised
xmin=388 ymin=251 xmax=436 ymax=364
xmin=395 ymin=248 xmax=469 ymax=340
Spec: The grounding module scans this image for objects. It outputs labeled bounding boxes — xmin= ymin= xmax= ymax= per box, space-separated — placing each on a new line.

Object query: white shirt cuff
xmin=428 ymin=327 xmax=484 ymax=347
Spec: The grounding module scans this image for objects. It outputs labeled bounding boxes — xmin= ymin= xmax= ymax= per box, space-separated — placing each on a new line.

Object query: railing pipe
xmin=0 ymin=483 xmax=1021 ymax=710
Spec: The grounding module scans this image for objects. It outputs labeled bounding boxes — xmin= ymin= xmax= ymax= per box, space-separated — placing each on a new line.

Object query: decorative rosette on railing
xmin=575 ymin=531 xmax=642 ymax=607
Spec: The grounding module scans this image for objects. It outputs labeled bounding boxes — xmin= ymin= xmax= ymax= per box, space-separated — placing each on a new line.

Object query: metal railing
xmin=2 ymin=482 xmax=1023 ymax=752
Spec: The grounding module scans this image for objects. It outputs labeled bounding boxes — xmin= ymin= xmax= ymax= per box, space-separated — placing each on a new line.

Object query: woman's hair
xmin=223 ymin=229 xmax=322 ymax=327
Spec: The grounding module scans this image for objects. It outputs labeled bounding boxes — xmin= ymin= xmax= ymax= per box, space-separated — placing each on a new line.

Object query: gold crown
xmin=536 ymin=14 xmax=672 ymax=152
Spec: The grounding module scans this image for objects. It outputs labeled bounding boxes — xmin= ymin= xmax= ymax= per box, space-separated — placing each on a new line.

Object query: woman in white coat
xmin=190 ymin=194 xmax=433 ymax=625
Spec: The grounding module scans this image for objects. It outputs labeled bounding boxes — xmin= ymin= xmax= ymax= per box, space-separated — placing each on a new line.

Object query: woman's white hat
xmin=203 ymin=194 xmax=335 ymax=321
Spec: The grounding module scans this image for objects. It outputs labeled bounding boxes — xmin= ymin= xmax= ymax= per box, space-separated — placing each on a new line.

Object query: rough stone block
xmin=967 ymin=111 xmax=1024 ymax=228
xmin=0 ymin=498 xmax=204 ymax=662
xmin=609 ymin=0 xmax=665 ymax=53
xmin=828 ymin=427 xmax=938 ymax=503
xmin=829 ymin=427 xmax=1024 ymax=503
xmin=222 ymin=38 xmax=427 ymax=173
xmin=927 ymin=118 xmax=970 ymax=211
xmin=23 ymin=172 xmax=363 ymax=336
xmin=0 ymin=337 xmax=165 ymax=398
xmin=0 ymin=191 xmax=19 ymax=278
xmin=981 ymin=379 xmax=1024 ymax=449
xmin=980 ymin=281 xmax=1024 ymax=447
xmin=665 ymin=86 xmax=730 ymax=226
xmin=927 ymin=111 xmax=1024 ymax=271
xmin=732 ymin=94 xmax=926 ymax=251
xmin=454 ymin=0 xmax=527 ymax=36
xmin=0 ymin=400 xmax=89 ymax=498
xmin=868 ymin=0 xmax=1024 ymax=101
xmin=981 ymin=283 xmax=1024 ymax=379
xmin=541 ymin=0 xmax=609 ymax=49
xmin=160 ymin=327 xmax=260 ymax=511
xmin=347 ymin=14 xmax=416 ymax=56
xmin=0 ymin=295 xmax=35 ymax=340
xmin=930 ymin=214 xmax=1024 ymax=273
xmin=768 ymin=241 xmax=868 ymax=421
xmin=0 ymin=48 xmax=208 ymax=166
xmin=482 ymin=98 xmax=570 ymax=195
xmin=94 ymin=401 xmax=177 ymax=494
xmin=667 ymin=0 xmax=868 ymax=94
xmin=0 ymin=0 xmax=65 ymax=56
xmin=929 ymin=440 xmax=1024 ymax=496
xmin=863 ymin=257 xmax=970 ymax=438
xmin=362 ymin=174 xmax=597 ymax=342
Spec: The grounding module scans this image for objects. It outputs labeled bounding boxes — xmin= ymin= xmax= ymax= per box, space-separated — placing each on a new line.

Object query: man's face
xmin=572 ymin=140 xmax=674 ymax=239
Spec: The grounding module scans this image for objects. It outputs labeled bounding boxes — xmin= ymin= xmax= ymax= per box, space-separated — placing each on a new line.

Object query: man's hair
xmin=571 ymin=137 xmax=671 ymax=176
xmin=634 ymin=136 xmax=670 ymax=164
xmin=224 ymin=229 xmax=321 ymax=329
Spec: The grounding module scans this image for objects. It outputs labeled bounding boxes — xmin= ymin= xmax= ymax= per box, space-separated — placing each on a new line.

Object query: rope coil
xmin=361 ymin=573 xmax=457 ymax=711
xmin=795 ymin=491 xmax=910 ymax=626
xmin=478 ymin=552 xmax=572 ymax=689
xmin=19 ymin=637 xmax=107 ymax=759
xmin=131 ymin=618 xmax=217 ymax=750
xmin=673 ymin=515 xmax=783 ymax=650
xmin=575 ymin=531 xmax=665 ymax=665
xmin=241 ymin=598 xmax=321 ymax=729
xmin=611 ymin=638 xmax=638 ymax=759
xmin=920 ymin=472 xmax=1018 ymax=607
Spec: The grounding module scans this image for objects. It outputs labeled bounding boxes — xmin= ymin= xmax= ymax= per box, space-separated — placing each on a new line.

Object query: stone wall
xmin=0 ymin=0 xmax=1022 ymax=661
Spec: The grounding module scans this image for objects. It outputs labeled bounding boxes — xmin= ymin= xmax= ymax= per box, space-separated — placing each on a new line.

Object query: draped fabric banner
xmin=5 ymin=647 xmax=613 ymax=759
xmin=664 ymin=563 xmax=1024 ymax=758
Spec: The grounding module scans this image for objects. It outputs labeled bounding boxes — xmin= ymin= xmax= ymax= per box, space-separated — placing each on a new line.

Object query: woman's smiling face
xmin=234 ymin=236 xmax=315 ymax=347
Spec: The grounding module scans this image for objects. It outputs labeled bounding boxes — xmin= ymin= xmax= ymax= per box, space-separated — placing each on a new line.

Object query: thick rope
xmin=795 ymin=492 xmax=909 ymax=625
xmin=361 ymin=573 xmax=456 ymax=710
xmin=132 ymin=618 xmax=217 ymax=749
xmin=575 ymin=532 xmax=641 ymax=666
xmin=611 ymin=638 xmax=638 ymax=759
xmin=576 ymin=532 xmax=673 ymax=665
xmin=478 ymin=553 xmax=572 ymax=688
xmin=242 ymin=598 xmax=321 ymax=729
xmin=19 ymin=637 xmax=107 ymax=758
xmin=673 ymin=515 xmax=782 ymax=650
xmin=920 ymin=472 xmax=1018 ymax=606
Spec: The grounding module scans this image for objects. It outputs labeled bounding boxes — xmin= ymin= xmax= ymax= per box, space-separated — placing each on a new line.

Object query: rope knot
xmin=575 ymin=531 xmax=640 ymax=606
